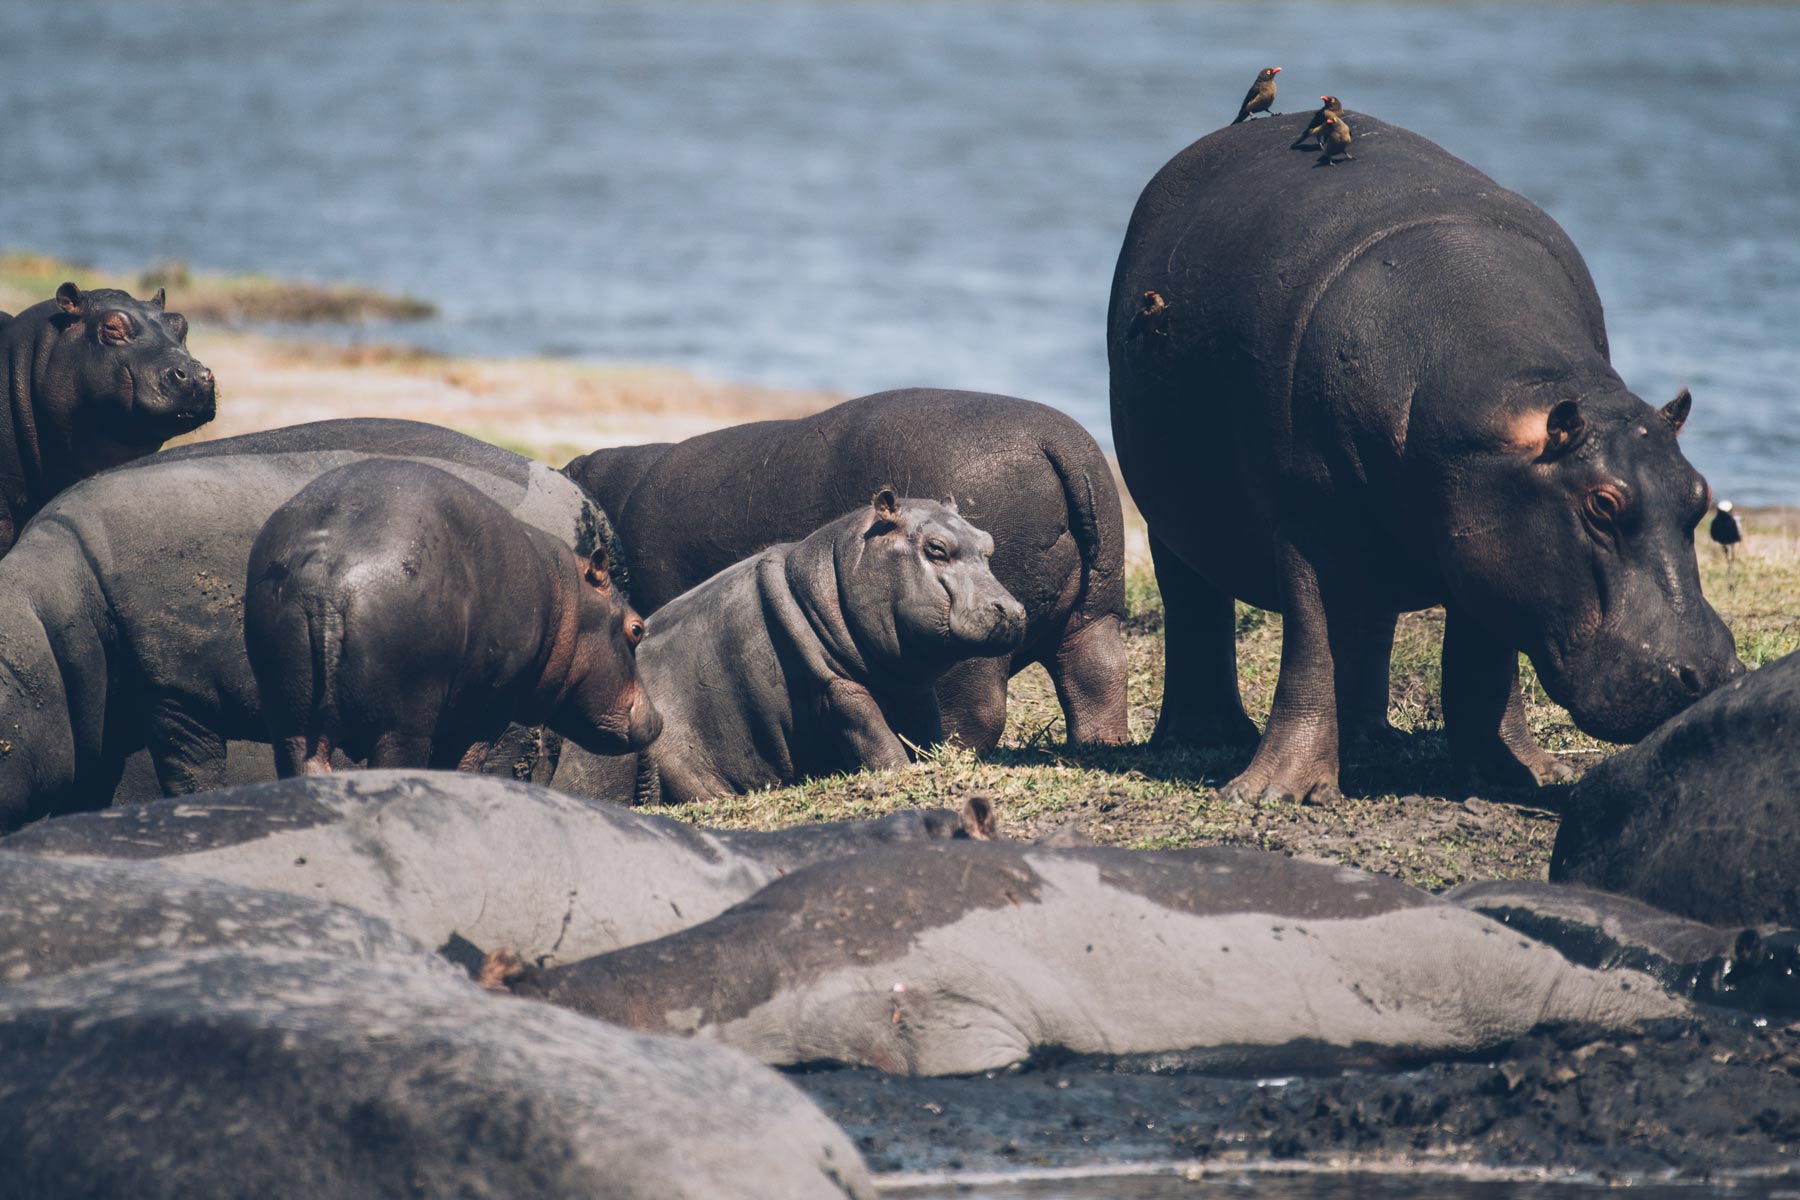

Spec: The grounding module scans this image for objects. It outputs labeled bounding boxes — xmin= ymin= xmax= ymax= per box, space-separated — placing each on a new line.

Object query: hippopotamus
xmin=563 ymin=388 xmax=1129 ymax=748
xmin=1447 ymin=879 xmax=1800 ymax=1018
xmin=0 ymin=770 xmax=993 ymax=966
xmin=0 ymin=850 xmax=432 ymax=984
xmin=0 ymin=418 xmax=619 ymax=830
xmin=1108 ymin=111 xmax=1741 ymax=802
xmin=246 ymin=459 xmax=659 ymax=775
xmin=0 ymin=283 xmax=216 ymax=555
xmin=552 ymin=490 xmax=1026 ymax=805
xmin=1551 ymin=649 xmax=1800 ymax=929
xmin=0 ymin=948 xmax=875 ymax=1199
xmin=489 ymin=841 xmax=1682 ymax=1077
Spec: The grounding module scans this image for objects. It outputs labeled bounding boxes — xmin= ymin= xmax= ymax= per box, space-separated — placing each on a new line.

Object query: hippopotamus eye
xmin=923 ymin=540 xmax=950 ymax=562
xmin=1584 ymin=486 xmax=1627 ymax=530
xmin=625 ymin=617 xmax=646 ymax=647
xmin=100 ymin=313 xmax=134 ymax=344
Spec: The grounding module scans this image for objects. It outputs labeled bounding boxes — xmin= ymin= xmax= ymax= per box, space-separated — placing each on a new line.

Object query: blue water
xmin=1 ymin=1 xmax=1795 ymax=502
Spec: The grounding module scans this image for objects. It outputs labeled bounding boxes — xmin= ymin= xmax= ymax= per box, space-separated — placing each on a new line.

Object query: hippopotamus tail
xmin=302 ymin=594 xmax=349 ymax=730
xmin=1038 ymin=433 xmax=1126 ymax=626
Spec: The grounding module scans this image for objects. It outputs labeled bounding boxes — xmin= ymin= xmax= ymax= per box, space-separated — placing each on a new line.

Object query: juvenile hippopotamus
xmin=1551 ymin=649 xmax=1800 ymax=929
xmin=563 ymin=388 xmax=1129 ymax=748
xmin=246 ymin=459 xmax=658 ymax=775
xmin=490 ymin=841 xmax=1682 ymax=1077
xmin=1109 ymin=111 xmax=1740 ymax=801
xmin=0 ymin=948 xmax=875 ymax=1199
xmin=0 ymin=419 xmax=619 ymax=829
xmin=554 ymin=490 xmax=1026 ymax=805
xmin=0 ymin=283 xmax=215 ymax=554
xmin=0 ymin=770 xmax=993 ymax=966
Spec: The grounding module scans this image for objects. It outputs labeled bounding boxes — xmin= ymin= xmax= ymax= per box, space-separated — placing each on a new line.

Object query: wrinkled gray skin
xmin=564 ymin=388 xmax=1129 ymax=748
xmin=0 ymin=948 xmax=874 ymax=1200
xmin=501 ymin=841 xmax=1681 ymax=1077
xmin=1 ymin=770 xmax=990 ymax=967
xmin=0 ymin=419 xmax=619 ymax=830
xmin=1552 ymin=649 xmax=1800 ymax=929
xmin=246 ymin=459 xmax=659 ymax=775
xmin=558 ymin=491 xmax=1026 ymax=806
xmin=0 ymin=849 xmax=432 ymax=984
xmin=1447 ymin=879 xmax=1800 ymax=1019
xmin=1109 ymin=111 xmax=1740 ymax=802
xmin=0 ymin=283 xmax=215 ymax=555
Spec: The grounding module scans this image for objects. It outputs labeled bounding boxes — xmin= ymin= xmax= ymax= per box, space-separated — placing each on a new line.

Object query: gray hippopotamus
xmin=0 ymin=770 xmax=993 ymax=967
xmin=563 ymin=388 xmax=1129 ymax=748
xmin=0 ymin=282 xmax=215 ymax=555
xmin=0 ymin=418 xmax=618 ymax=830
xmin=1109 ymin=111 xmax=1740 ymax=801
xmin=1551 ymin=649 xmax=1800 ymax=929
xmin=490 ymin=841 xmax=1682 ymax=1076
xmin=246 ymin=459 xmax=658 ymax=775
xmin=553 ymin=490 xmax=1026 ymax=805
xmin=0 ymin=948 xmax=874 ymax=1199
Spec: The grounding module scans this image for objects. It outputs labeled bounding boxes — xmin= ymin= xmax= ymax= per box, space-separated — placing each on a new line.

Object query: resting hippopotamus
xmin=489 ymin=841 xmax=1682 ymax=1076
xmin=1447 ymin=879 xmax=1800 ymax=1018
xmin=1109 ymin=111 xmax=1740 ymax=801
xmin=553 ymin=491 xmax=1026 ymax=805
xmin=0 ymin=283 xmax=216 ymax=556
xmin=246 ymin=459 xmax=659 ymax=774
xmin=0 ymin=770 xmax=993 ymax=966
xmin=0 ymin=948 xmax=875 ymax=1199
xmin=0 ymin=418 xmax=619 ymax=830
xmin=1551 ymin=649 xmax=1800 ymax=929
xmin=563 ymin=388 xmax=1129 ymax=748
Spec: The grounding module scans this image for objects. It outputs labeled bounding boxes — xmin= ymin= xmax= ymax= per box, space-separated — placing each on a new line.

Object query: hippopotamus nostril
xmin=167 ymin=366 xmax=187 ymax=385
xmin=1677 ymin=664 xmax=1705 ymax=697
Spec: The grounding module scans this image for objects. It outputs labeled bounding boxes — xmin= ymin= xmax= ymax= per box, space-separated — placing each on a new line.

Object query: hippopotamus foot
xmin=1148 ymin=536 xmax=1261 ymax=748
xmin=1336 ymin=613 xmax=1402 ymax=746
xmin=148 ymin=709 xmax=230 ymax=796
xmin=1050 ymin=615 xmax=1132 ymax=746
xmin=1443 ymin=610 xmax=1574 ymax=789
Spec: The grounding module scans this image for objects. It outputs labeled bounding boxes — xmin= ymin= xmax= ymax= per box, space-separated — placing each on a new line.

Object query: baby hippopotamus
xmin=564 ymin=489 xmax=1025 ymax=805
xmin=245 ymin=459 xmax=660 ymax=774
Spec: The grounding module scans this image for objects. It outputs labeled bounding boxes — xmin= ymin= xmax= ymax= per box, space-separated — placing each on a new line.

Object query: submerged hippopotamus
xmin=0 ymin=770 xmax=993 ymax=966
xmin=0 ymin=419 xmax=620 ymax=830
xmin=246 ymin=459 xmax=659 ymax=774
xmin=0 ymin=283 xmax=216 ymax=555
xmin=1551 ymin=649 xmax=1800 ymax=929
xmin=490 ymin=841 xmax=1682 ymax=1077
xmin=0 ymin=948 xmax=875 ymax=1199
xmin=553 ymin=490 xmax=1026 ymax=806
xmin=1109 ymin=111 xmax=1740 ymax=801
xmin=563 ymin=388 xmax=1130 ymax=748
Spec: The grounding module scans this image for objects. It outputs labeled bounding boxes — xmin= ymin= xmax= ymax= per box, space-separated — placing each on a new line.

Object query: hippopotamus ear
xmin=583 ymin=546 xmax=611 ymax=592
xmin=941 ymin=493 xmax=959 ymax=513
xmin=869 ymin=486 xmax=900 ymax=533
xmin=959 ymin=793 xmax=999 ymax=841
xmin=148 ymin=287 xmax=166 ymax=310
xmin=1661 ymin=387 xmax=1692 ymax=434
xmin=55 ymin=282 xmax=85 ymax=317
xmin=161 ymin=311 xmax=189 ymax=345
xmin=1542 ymin=399 xmax=1587 ymax=458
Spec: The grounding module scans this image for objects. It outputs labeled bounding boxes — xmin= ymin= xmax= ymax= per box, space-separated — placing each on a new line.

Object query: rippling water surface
xmin=1 ymin=0 xmax=1794 ymax=501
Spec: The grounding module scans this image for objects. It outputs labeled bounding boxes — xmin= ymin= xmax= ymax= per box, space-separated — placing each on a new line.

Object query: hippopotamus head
xmin=553 ymin=546 xmax=662 ymax=754
xmin=842 ymin=488 xmax=1027 ymax=675
xmin=1440 ymin=385 xmax=1741 ymax=742
xmin=43 ymin=282 xmax=216 ymax=473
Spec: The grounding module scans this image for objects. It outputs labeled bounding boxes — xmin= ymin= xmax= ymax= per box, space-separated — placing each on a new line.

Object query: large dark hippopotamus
xmin=0 ymin=283 xmax=216 ymax=555
xmin=563 ymin=388 xmax=1130 ymax=748
xmin=1551 ymin=649 xmax=1800 ymax=928
xmin=553 ymin=491 xmax=1026 ymax=805
xmin=246 ymin=459 xmax=659 ymax=774
xmin=0 ymin=770 xmax=993 ymax=966
xmin=1109 ymin=111 xmax=1740 ymax=801
xmin=490 ymin=841 xmax=1683 ymax=1076
xmin=0 ymin=948 xmax=875 ymax=1199
xmin=0 ymin=419 xmax=619 ymax=830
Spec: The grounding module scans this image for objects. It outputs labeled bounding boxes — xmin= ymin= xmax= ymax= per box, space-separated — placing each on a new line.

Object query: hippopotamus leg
xmin=146 ymin=702 xmax=230 ymax=796
xmin=1048 ymin=613 xmax=1132 ymax=746
xmin=1147 ymin=534 xmax=1260 ymax=746
xmin=1443 ymin=611 xmax=1574 ymax=786
xmin=1336 ymin=613 xmax=1402 ymax=745
xmin=931 ymin=658 xmax=1010 ymax=749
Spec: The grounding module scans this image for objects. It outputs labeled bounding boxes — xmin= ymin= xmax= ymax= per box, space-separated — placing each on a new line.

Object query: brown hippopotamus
xmin=552 ymin=490 xmax=1026 ymax=806
xmin=0 ymin=282 xmax=215 ymax=554
xmin=1109 ymin=111 xmax=1740 ymax=802
xmin=245 ymin=459 xmax=658 ymax=774
xmin=563 ymin=388 xmax=1129 ymax=748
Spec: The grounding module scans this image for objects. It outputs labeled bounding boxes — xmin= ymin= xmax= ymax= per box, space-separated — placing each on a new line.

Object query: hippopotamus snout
xmin=950 ymin=580 xmax=1027 ymax=652
xmin=1543 ymin=617 xmax=1742 ymax=744
xmin=148 ymin=354 xmax=217 ymax=427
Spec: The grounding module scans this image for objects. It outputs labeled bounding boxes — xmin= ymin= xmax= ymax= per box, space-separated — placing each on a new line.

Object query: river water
xmin=1 ymin=1 xmax=1795 ymax=500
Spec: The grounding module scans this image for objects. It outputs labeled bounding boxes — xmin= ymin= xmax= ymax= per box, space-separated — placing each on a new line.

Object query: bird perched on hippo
xmin=554 ymin=489 xmax=1026 ymax=806
xmin=0 ymin=282 xmax=215 ymax=554
xmin=245 ymin=459 xmax=659 ymax=776
xmin=1232 ymin=66 xmax=1281 ymax=124
xmin=562 ymin=388 xmax=1130 ymax=749
xmin=1109 ymin=110 xmax=1741 ymax=803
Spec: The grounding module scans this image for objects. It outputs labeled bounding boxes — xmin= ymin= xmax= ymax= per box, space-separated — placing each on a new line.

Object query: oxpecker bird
xmin=1317 ymin=114 xmax=1354 ymax=164
xmin=1293 ymin=95 xmax=1344 ymax=148
xmin=1127 ymin=290 xmax=1169 ymax=340
xmin=1233 ymin=67 xmax=1281 ymax=124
